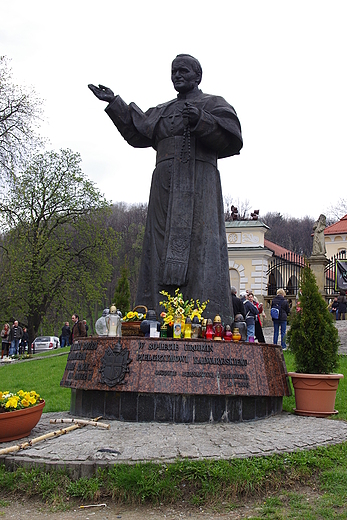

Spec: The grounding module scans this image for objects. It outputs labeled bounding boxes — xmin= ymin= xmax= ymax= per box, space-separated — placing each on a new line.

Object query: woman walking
xmin=1 ymin=323 xmax=10 ymax=358
xmin=271 ymin=289 xmax=290 ymax=350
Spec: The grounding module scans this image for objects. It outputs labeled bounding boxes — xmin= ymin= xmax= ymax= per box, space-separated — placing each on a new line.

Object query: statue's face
xmin=171 ymin=58 xmax=199 ymax=93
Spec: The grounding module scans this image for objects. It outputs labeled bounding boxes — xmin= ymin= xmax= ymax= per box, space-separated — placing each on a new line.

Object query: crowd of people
xmin=0 ymin=313 xmax=89 ymax=359
xmin=231 ymin=287 xmax=267 ymax=344
xmin=231 ymin=286 xmax=290 ymax=349
xmin=1 ymin=321 xmax=29 ymax=358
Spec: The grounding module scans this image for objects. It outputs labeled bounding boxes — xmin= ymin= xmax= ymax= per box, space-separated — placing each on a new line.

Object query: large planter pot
xmin=0 ymin=400 xmax=45 ymax=442
xmin=288 ymin=373 xmax=344 ymax=417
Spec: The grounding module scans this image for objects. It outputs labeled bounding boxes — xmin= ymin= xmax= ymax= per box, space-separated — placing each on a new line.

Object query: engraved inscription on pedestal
xmin=61 ymin=337 xmax=289 ymax=399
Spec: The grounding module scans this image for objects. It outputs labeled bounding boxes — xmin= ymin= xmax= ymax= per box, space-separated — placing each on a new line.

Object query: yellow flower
xmin=126 ymin=311 xmax=135 ymax=320
xmin=165 ymin=314 xmax=174 ymax=326
xmin=5 ymin=396 xmax=19 ymax=409
xmin=1 ymin=389 xmax=41 ymax=411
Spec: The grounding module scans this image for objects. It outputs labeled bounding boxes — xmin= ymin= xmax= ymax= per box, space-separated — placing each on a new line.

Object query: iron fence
xmin=266 ymin=251 xmax=305 ymax=296
xmin=325 ymin=251 xmax=347 ymax=295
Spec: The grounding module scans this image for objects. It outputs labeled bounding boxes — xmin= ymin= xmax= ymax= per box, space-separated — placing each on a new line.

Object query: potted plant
xmin=0 ymin=390 xmax=45 ymax=442
xmin=287 ymin=263 xmax=343 ymax=417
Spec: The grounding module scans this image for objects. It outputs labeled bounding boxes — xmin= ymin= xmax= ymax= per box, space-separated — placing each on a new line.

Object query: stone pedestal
xmin=61 ymin=336 xmax=290 ymax=423
xmin=309 ymin=255 xmax=328 ymax=294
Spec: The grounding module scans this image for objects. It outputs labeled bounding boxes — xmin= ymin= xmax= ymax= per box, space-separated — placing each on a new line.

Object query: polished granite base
xmin=61 ymin=337 xmax=290 ymax=423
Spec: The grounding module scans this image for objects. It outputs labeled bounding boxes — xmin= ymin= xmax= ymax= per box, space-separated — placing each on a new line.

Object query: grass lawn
xmin=0 ymin=347 xmax=71 ymax=412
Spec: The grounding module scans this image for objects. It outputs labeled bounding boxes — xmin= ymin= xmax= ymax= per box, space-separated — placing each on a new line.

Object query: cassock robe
xmin=105 ymin=88 xmax=243 ymax=325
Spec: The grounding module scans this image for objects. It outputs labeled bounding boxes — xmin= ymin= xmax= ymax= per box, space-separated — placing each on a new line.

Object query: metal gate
xmin=266 ymin=252 xmax=305 ymax=296
xmin=325 ymin=251 xmax=347 ymax=295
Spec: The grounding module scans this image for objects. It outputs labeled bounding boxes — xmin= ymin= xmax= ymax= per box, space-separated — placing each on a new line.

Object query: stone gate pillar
xmin=309 ymin=255 xmax=328 ymax=295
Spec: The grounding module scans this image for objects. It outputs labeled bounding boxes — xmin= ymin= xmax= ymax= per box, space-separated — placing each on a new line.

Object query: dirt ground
xmin=0 ymin=495 xmax=261 ymax=519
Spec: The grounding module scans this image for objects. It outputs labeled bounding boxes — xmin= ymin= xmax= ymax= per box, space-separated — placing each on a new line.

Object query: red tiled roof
xmin=264 ymin=239 xmax=305 ymax=265
xmin=264 ymin=239 xmax=293 ymax=257
xmin=324 ymin=214 xmax=347 ymax=235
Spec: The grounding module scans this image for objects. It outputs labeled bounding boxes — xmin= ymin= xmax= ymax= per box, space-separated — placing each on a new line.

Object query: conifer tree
xmin=113 ymin=262 xmax=131 ymax=315
xmin=288 ymin=264 xmax=339 ymax=374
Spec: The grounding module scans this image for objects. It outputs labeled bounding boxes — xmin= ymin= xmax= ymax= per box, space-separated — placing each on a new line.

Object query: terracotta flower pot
xmin=0 ymin=400 xmax=45 ymax=442
xmin=288 ymin=373 xmax=344 ymax=417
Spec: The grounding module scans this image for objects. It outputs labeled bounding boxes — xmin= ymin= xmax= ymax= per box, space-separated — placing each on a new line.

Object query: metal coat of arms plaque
xmin=99 ymin=340 xmax=132 ymax=387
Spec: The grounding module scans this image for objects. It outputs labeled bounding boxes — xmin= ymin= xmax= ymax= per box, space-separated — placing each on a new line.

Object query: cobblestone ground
xmin=262 ymin=319 xmax=347 ymax=353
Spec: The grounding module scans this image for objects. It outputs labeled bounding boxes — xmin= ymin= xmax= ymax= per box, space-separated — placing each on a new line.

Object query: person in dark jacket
xmin=330 ymin=297 xmax=339 ymax=320
xmin=61 ymin=322 xmax=71 ymax=348
xmin=230 ymin=287 xmax=246 ymax=318
xmin=271 ymin=289 xmax=291 ymax=350
xmin=9 ymin=320 xmax=23 ymax=356
xmin=70 ymin=314 xmax=87 ymax=343
xmin=337 ymin=291 xmax=347 ymax=320
xmin=243 ymin=292 xmax=259 ymax=342
xmin=19 ymin=327 xmax=29 ymax=354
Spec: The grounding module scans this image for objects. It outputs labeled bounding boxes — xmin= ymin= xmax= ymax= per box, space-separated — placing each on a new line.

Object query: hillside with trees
xmin=261 ymin=212 xmax=315 ymax=257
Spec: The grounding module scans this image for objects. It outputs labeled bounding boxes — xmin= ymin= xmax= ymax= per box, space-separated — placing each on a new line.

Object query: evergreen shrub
xmin=287 ymin=263 xmax=340 ymax=374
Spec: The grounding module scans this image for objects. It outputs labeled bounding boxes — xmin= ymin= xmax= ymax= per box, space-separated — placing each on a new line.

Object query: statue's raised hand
xmin=88 ymin=84 xmax=115 ymax=103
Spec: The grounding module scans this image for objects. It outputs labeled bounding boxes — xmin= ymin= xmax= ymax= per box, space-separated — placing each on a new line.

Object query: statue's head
xmin=171 ymin=54 xmax=202 ymax=93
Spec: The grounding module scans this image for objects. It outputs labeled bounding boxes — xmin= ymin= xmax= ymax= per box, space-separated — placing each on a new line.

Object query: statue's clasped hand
xmin=182 ymin=103 xmax=200 ymax=126
xmin=88 ymin=84 xmax=115 ymax=104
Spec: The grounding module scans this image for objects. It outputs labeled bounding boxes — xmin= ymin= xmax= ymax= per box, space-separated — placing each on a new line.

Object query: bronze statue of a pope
xmin=89 ymin=54 xmax=243 ymax=324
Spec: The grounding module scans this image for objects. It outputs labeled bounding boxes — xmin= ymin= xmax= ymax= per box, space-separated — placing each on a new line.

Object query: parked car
xmin=31 ymin=336 xmax=60 ymax=353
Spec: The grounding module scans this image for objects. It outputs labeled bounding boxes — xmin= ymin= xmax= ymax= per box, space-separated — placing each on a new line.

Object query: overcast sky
xmin=2 ymin=0 xmax=346 ymax=219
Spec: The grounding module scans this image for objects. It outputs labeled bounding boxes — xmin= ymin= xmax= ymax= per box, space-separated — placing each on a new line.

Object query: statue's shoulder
xmin=155 ymin=98 xmax=177 ymax=109
xmin=199 ymin=93 xmax=238 ymax=113
xmin=144 ymin=98 xmax=177 ymax=113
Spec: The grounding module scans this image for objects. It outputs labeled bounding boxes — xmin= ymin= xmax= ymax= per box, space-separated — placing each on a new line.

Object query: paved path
xmin=263 ymin=319 xmax=347 ymax=353
xmin=1 ymin=320 xmax=347 ymax=478
xmin=2 ymin=412 xmax=347 ymax=478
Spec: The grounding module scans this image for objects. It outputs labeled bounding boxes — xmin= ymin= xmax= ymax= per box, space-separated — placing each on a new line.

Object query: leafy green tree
xmin=0 ymin=56 xmax=43 ymax=181
xmin=0 ymin=148 xmax=115 ymax=339
xmin=113 ymin=261 xmax=131 ymax=315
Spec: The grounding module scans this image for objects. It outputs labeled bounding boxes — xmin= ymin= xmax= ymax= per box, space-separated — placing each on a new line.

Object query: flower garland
xmin=159 ymin=288 xmax=209 ymax=326
xmin=0 ymin=390 xmax=42 ymax=413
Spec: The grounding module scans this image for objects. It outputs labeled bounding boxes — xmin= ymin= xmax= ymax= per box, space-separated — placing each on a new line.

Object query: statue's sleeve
xmin=105 ymin=96 xmax=154 ymax=149
xmin=191 ymin=95 xmax=243 ymax=158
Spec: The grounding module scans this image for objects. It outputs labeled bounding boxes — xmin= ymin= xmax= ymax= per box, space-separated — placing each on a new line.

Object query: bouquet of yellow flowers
xmin=0 ymin=390 xmax=42 ymax=413
xmin=121 ymin=309 xmax=146 ymax=322
xmin=159 ymin=288 xmax=209 ymax=326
